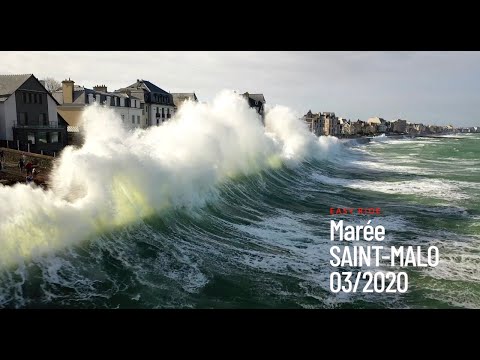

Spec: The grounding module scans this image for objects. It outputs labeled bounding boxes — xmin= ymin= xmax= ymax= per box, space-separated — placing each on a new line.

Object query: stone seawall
xmin=1 ymin=147 xmax=54 ymax=171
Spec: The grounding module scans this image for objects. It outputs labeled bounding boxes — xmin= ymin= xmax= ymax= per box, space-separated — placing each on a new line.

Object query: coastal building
xmin=171 ymin=93 xmax=198 ymax=110
xmin=392 ymin=119 xmax=407 ymax=133
xmin=405 ymin=123 xmax=416 ymax=135
xmin=322 ymin=112 xmax=339 ymax=136
xmin=405 ymin=123 xmax=426 ymax=135
xmin=378 ymin=122 xmax=387 ymax=133
xmin=339 ymin=118 xmax=355 ymax=136
xmin=367 ymin=117 xmax=382 ymax=126
xmin=367 ymin=117 xmax=387 ymax=134
xmin=303 ymin=110 xmax=323 ymax=135
xmin=352 ymin=120 xmax=366 ymax=135
xmin=53 ymin=79 xmax=144 ymax=131
xmin=116 ymin=79 xmax=176 ymax=126
xmin=0 ymin=74 xmax=67 ymax=155
xmin=240 ymin=92 xmax=266 ymax=122
xmin=303 ymin=111 xmax=343 ymax=136
xmin=426 ymin=124 xmax=447 ymax=134
xmin=365 ymin=123 xmax=377 ymax=135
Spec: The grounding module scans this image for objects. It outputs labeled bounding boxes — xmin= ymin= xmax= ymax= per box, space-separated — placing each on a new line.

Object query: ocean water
xmin=0 ymin=92 xmax=478 ymax=308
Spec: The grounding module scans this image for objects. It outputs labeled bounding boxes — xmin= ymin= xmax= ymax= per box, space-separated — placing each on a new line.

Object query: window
xmin=28 ymin=133 xmax=35 ymax=144
xmin=39 ymin=113 xmax=47 ymax=126
xmin=28 ymin=93 xmax=32 ymax=103
xmin=18 ymin=112 xmax=28 ymax=125
xmin=137 ymin=116 xmax=140 ymax=124
xmin=22 ymin=92 xmax=27 ymax=103
xmin=48 ymin=132 xmax=59 ymax=143
xmin=132 ymin=115 xmax=135 ymax=124
xmin=34 ymin=94 xmax=38 ymax=103
xmin=39 ymin=94 xmax=42 ymax=104
xmin=38 ymin=132 xmax=47 ymax=144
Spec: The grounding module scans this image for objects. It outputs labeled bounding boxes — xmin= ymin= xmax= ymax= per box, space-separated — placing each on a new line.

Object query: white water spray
xmin=0 ymin=90 xmax=340 ymax=267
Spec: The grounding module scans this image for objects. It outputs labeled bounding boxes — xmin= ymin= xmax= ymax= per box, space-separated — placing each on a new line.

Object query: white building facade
xmin=115 ymin=80 xmax=176 ymax=127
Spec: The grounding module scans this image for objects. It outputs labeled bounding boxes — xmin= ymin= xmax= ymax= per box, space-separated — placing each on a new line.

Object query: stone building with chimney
xmin=303 ymin=110 xmax=323 ymax=136
xmin=53 ymin=79 xmax=144 ymax=133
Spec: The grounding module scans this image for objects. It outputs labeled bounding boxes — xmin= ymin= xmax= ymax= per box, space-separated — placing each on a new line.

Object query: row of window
xmin=27 ymin=131 xmax=60 ymax=144
xmin=118 ymin=109 xmax=176 ymax=126
xmin=152 ymin=107 xmax=172 ymax=116
xmin=18 ymin=112 xmax=48 ymax=126
xmin=91 ymin=95 xmax=140 ymax=108
xmin=22 ymin=92 xmax=43 ymax=104
xmin=120 ymin=114 xmax=142 ymax=125
xmin=153 ymin=94 xmax=169 ymax=104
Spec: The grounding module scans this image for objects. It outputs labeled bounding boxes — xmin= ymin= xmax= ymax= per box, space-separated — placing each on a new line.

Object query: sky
xmin=1 ymin=51 xmax=479 ymax=127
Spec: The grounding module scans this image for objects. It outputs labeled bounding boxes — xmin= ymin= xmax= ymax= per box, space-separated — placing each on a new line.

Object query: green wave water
xmin=1 ymin=132 xmax=478 ymax=308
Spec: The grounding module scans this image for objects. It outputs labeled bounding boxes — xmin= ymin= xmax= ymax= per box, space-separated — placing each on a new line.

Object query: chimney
xmin=62 ymin=78 xmax=75 ymax=104
xmin=93 ymin=84 xmax=107 ymax=93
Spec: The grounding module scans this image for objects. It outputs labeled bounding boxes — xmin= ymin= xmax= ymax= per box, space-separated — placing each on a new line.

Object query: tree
xmin=42 ymin=77 xmax=61 ymax=93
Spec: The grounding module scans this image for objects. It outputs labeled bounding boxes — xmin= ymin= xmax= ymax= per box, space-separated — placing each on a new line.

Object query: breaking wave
xmin=0 ymin=90 xmax=341 ymax=268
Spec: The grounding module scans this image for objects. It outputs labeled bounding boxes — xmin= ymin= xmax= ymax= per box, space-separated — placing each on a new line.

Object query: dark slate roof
xmin=54 ymin=84 xmax=132 ymax=105
xmin=0 ymin=74 xmax=32 ymax=97
xmin=142 ymin=80 xmax=170 ymax=95
xmin=248 ymin=94 xmax=265 ymax=103
xmin=120 ymin=79 xmax=170 ymax=95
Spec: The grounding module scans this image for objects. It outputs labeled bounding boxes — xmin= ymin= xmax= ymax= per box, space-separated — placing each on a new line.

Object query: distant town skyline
xmin=1 ymin=51 xmax=479 ymax=127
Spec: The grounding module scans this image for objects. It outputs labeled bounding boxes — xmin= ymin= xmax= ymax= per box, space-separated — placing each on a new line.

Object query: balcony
xmin=14 ymin=121 xmax=65 ymax=129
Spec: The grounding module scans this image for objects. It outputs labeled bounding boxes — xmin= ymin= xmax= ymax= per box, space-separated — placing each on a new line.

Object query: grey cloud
xmin=0 ymin=51 xmax=478 ymax=127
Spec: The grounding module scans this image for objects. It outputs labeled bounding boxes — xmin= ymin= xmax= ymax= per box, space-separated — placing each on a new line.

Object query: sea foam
xmin=0 ymin=90 xmax=340 ymax=267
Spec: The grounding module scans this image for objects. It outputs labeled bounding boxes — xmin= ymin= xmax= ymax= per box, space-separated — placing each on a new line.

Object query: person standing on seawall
xmin=25 ymin=161 xmax=33 ymax=176
xmin=19 ymin=157 xmax=25 ymax=173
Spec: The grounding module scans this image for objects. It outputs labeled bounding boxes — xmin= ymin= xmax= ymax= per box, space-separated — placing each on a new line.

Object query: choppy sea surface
xmin=0 ymin=95 xmax=478 ymax=308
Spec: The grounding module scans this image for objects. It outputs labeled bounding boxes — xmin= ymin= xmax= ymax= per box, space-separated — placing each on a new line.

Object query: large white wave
xmin=0 ymin=90 xmax=340 ymax=267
